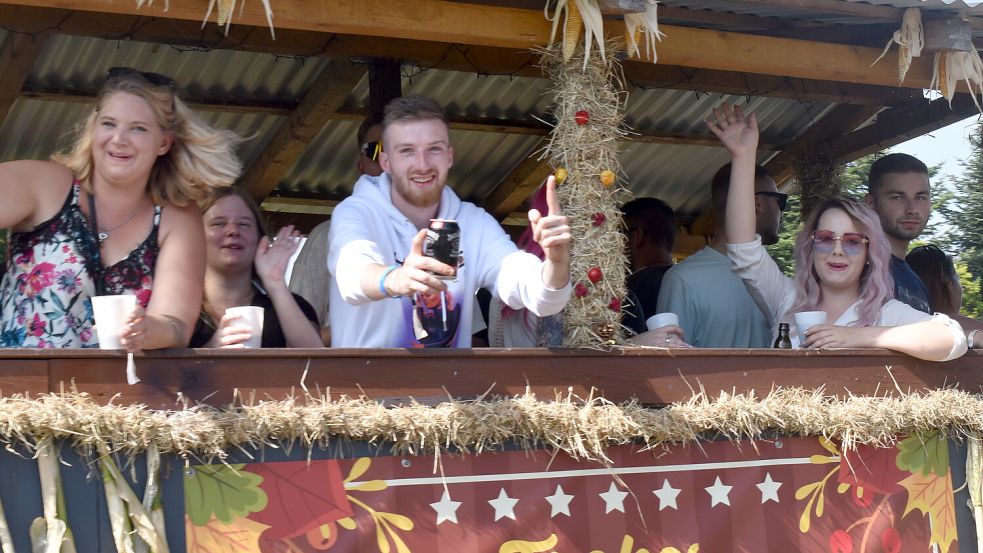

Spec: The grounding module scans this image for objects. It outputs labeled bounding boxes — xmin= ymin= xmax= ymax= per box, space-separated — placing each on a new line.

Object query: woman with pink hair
xmin=708 ymin=104 xmax=965 ymax=361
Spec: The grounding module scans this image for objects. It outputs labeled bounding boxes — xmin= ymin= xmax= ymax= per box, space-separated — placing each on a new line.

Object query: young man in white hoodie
xmin=327 ymin=95 xmax=572 ymax=347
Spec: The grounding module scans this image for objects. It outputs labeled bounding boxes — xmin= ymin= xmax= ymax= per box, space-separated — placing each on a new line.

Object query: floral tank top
xmin=0 ymin=182 xmax=161 ymax=348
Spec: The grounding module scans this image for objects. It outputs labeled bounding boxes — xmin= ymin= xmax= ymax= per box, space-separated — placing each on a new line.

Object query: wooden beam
xmin=828 ymin=94 xmax=982 ymax=163
xmin=20 ymin=83 xmax=295 ymax=115
xmin=238 ymin=60 xmax=367 ymax=200
xmin=0 ymin=6 xmax=922 ymax=107
xmin=483 ymin=138 xmax=552 ymax=219
xmin=764 ymin=104 xmax=883 ymax=185
xmin=0 ymin=31 xmax=47 ymax=125
xmin=0 ymin=0 xmax=940 ymax=89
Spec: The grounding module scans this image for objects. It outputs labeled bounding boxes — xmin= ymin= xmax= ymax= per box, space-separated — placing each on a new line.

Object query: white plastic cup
xmin=646 ymin=312 xmax=680 ymax=331
xmin=794 ymin=311 xmax=828 ymax=337
xmin=225 ymin=306 xmax=265 ymax=348
xmin=91 ymin=295 xmax=137 ymax=349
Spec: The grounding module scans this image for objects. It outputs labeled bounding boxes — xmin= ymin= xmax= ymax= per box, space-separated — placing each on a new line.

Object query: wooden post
xmin=368 ymin=58 xmax=402 ymax=116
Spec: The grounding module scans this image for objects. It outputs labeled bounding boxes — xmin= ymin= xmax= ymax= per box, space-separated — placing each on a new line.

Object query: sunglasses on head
xmin=361 ymin=141 xmax=382 ymax=162
xmin=812 ymin=230 xmax=869 ymax=256
xmin=755 ymin=191 xmax=789 ymax=212
xmin=106 ymin=67 xmax=176 ymax=89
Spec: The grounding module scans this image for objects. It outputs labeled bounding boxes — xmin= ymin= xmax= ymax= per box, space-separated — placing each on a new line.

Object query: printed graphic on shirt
xmin=400 ymin=289 xmax=462 ymax=348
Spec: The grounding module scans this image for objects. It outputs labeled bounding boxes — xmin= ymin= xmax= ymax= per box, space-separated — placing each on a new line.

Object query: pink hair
xmin=790 ymin=197 xmax=894 ymax=327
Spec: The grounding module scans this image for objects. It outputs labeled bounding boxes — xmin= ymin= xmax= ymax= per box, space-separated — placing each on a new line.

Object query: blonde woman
xmin=0 ymin=67 xmax=242 ymax=349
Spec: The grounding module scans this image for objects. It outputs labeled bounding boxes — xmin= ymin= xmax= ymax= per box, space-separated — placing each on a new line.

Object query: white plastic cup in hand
xmin=225 ymin=306 xmax=264 ymax=348
xmin=646 ymin=312 xmax=680 ymax=331
xmin=794 ymin=311 xmax=828 ymax=337
xmin=91 ymin=295 xmax=137 ymax=349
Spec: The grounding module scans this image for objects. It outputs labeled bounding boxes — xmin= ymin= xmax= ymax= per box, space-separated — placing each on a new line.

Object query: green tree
xmin=936 ymin=123 xmax=983 ymax=285
xmin=957 ymin=262 xmax=983 ymax=318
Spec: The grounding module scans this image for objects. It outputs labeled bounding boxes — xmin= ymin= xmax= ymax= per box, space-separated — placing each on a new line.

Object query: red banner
xmin=184 ymin=433 xmax=958 ymax=552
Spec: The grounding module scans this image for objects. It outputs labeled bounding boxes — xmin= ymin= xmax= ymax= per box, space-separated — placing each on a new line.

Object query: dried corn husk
xmin=563 ymin=0 xmax=583 ymax=62
xmin=873 ymin=7 xmax=923 ymax=83
xmin=546 ymin=0 xmax=607 ymax=69
xmin=623 ymin=0 xmax=664 ymax=63
xmin=968 ymin=435 xmax=983 ymax=552
xmin=929 ymin=48 xmax=983 ymax=111
xmin=201 ymin=0 xmax=276 ymax=38
xmin=0 ymin=495 xmax=13 ymax=553
xmin=97 ymin=443 xmax=169 ymax=553
xmin=32 ymin=438 xmax=75 ymax=553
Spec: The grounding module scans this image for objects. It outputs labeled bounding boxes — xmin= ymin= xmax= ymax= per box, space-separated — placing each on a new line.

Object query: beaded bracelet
xmin=378 ymin=264 xmax=401 ymax=298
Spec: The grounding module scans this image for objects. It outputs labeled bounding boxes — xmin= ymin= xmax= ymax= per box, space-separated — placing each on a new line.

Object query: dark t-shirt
xmin=190 ymin=288 xmax=318 ymax=348
xmin=890 ymin=255 xmax=932 ymax=314
xmin=624 ymin=265 xmax=672 ymax=335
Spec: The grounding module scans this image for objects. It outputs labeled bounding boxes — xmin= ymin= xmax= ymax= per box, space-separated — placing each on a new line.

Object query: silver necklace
xmin=97 ymin=202 xmax=144 ymax=240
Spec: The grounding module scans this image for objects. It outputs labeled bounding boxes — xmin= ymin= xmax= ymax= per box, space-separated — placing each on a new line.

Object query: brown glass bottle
xmin=773 ymin=323 xmax=792 ymax=349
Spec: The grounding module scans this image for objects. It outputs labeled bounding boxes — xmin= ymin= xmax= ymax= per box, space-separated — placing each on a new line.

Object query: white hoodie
xmin=328 ymin=173 xmax=571 ymax=347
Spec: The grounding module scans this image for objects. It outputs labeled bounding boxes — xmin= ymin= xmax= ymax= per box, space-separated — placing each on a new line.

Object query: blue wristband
xmin=379 ymin=264 xmax=400 ymax=298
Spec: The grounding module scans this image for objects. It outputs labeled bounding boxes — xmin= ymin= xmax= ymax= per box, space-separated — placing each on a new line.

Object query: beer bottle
xmin=773 ymin=323 xmax=792 ymax=349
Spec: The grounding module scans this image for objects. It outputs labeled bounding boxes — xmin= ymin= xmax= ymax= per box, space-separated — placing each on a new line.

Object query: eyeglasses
xmin=812 ymin=230 xmax=869 ymax=256
xmin=106 ymin=67 xmax=176 ymax=89
xmin=361 ymin=141 xmax=382 ymax=162
xmin=755 ymin=191 xmax=789 ymax=212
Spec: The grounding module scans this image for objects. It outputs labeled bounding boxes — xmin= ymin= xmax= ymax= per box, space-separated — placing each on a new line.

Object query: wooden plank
xmin=35 ymin=349 xmax=983 ymax=407
xmin=0 ymin=359 xmax=48 ymax=396
xmin=0 ymin=31 xmax=47 ymax=125
xmin=0 ymin=0 xmax=939 ymax=89
xmin=0 ymin=6 xmax=922 ymax=106
xmin=829 ymin=94 xmax=981 ymax=163
xmin=484 ymin=138 xmax=552 ymax=220
xmin=238 ymin=60 xmax=368 ymax=200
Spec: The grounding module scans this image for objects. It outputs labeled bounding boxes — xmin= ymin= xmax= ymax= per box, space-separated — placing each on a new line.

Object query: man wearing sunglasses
xmin=655 ymin=163 xmax=783 ymax=348
xmin=288 ymin=115 xmax=385 ymax=344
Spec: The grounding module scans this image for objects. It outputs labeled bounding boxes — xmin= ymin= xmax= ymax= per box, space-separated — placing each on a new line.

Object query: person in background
xmin=653 ymin=163 xmax=782 ymax=348
xmin=622 ymin=197 xmax=675 ymax=333
xmin=190 ymin=187 xmax=321 ymax=348
xmin=712 ymin=103 xmax=965 ymax=361
xmin=327 ymin=95 xmax=571 ymax=348
xmin=0 ymin=67 xmax=242 ymax=349
xmin=906 ymin=244 xmax=962 ymax=316
xmin=288 ymin=114 xmax=385 ymax=345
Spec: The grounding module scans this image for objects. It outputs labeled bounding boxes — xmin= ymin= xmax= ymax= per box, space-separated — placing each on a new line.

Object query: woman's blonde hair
xmin=53 ymin=69 xmax=244 ymax=207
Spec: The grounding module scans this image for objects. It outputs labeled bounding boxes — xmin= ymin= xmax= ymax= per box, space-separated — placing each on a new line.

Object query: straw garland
xmin=540 ymin=43 xmax=632 ymax=346
xmin=2 ymin=388 xmax=983 ymax=463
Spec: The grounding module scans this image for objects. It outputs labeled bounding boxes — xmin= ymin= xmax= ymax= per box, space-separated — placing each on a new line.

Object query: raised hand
xmin=528 ymin=175 xmax=571 ymax=264
xmin=384 ymin=229 xmax=453 ymax=297
xmin=706 ymin=104 xmax=759 ymax=158
xmin=255 ymin=225 xmax=301 ymax=287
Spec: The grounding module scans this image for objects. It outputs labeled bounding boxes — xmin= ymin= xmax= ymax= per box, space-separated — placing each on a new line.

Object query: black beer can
xmin=424 ymin=219 xmax=460 ymax=278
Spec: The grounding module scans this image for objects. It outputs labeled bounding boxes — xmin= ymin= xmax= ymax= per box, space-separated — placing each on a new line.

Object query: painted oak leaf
xmin=896 ymin=431 xmax=949 ymax=477
xmin=899 ymin=470 xmax=957 ymax=553
xmin=186 ymin=464 xmax=268 ymax=526
xmin=244 ymin=460 xmax=353 ymax=540
xmin=185 ymin=514 xmax=270 ymax=553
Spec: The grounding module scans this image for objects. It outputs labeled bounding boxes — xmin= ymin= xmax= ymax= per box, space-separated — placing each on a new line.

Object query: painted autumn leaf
xmin=896 ymin=431 xmax=949 ymax=477
xmin=185 ymin=464 xmax=269 ymax=526
xmin=185 ymin=514 xmax=270 ymax=553
xmin=244 ymin=460 xmax=353 ymax=540
xmin=899 ymin=470 xmax=957 ymax=553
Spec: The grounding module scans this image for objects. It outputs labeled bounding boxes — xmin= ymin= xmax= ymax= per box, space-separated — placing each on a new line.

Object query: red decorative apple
xmin=608 ymin=297 xmax=621 ymax=312
xmin=592 ymin=212 xmax=605 ymax=227
xmin=574 ymin=110 xmax=590 ymax=125
xmin=574 ymin=283 xmax=589 ymax=298
xmin=587 ymin=267 xmax=603 ymax=284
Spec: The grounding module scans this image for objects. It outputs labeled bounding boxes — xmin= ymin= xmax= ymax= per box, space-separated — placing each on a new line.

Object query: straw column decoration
xmin=540 ymin=42 xmax=632 ymax=346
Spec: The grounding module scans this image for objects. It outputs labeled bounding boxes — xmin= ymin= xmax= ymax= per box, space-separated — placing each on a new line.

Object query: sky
xmin=891 ymin=114 xmax=980 ymax=182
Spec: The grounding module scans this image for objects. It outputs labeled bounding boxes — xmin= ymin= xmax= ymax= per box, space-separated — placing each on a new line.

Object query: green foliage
xmin=936 ymin=124 xmax=983 ymax=288
xmin=184 ymin=463 xmax=268 ymax=526
xmin=958 ymin=261 xmax=983 ymax=318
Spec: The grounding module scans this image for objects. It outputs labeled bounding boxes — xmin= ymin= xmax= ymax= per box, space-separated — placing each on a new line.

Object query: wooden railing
xmin=0 ymin=348 xmax=979 ymax=408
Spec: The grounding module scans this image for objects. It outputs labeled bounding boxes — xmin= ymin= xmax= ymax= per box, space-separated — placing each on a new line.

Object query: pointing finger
xmin=545 ymin=175 xmax=562 ymax=216
xmin=410 ymin=228 xmax=428 ymax=257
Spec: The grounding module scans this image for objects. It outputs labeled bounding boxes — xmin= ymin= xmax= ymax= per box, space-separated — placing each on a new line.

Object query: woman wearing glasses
xmin=708 ymin=104 xmax=965 ymax=361
xmin=0 ymin=67 xmax=242 ymax=349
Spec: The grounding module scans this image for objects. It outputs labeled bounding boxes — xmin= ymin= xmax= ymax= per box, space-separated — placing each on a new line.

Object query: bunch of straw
xmin=540 ymin=43 xmax=632 ymax=346
xmin=0 ymin=388 xmax=981 ymax=463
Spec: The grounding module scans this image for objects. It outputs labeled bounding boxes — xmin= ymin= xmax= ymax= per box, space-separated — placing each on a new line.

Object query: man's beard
xmin=883 ymin=219 xmax=925 ymax=241
xmin=392 ymin=174 xmax=443 ymax=208
xmin=759 ymin=228 xmax=780 ymax=246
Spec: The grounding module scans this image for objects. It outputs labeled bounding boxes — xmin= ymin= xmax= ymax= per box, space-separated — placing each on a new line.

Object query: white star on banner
xmin=652 ymin=479 xmax=681 ymax=511
xmin=705 ymin=476 xmax=733 ymax=507
xmin=488 ymin=488 xmax=519 ymax=521
xmin=599 ymin=482 xmax=628 ymax=514
xmin=429 ymin=490 xmax=462 ymax=525
xmin=545 ymin=484 xmax=574 ymax=517
xmin=756 ymin=472 xmax=782 ymax=504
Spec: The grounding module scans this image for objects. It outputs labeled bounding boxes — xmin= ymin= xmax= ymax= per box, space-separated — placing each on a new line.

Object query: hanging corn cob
xmin=929 ymin=49 xmax=983 ymax=110
xmin=872 ymin=7 xmax=923 ymax=83
xmin=201 ymin=0 xmax=276 ymax=38
xmin=624 ymin=0 xmax=664 ymax=63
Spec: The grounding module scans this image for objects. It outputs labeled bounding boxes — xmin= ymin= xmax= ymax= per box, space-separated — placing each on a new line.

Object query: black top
xmin=625 ymin=265 xmax=672 ymax=330
xmin=890 ymin=255 xmax=932 ymax=314
xmin=190 ymin=286 xmax=318 ymax=348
